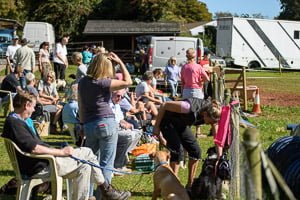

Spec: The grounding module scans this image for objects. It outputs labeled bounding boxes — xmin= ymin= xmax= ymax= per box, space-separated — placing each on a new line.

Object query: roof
xmin=180 ymin=21 xmax=207 ymax=33
xmin=0 ymin=18 xmax=23 ymax=29
xmin=83 ymin=20 xmax=180 ymax=35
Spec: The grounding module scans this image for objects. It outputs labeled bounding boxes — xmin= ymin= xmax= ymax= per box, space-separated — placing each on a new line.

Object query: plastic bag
xmin=131 ymin=143 xmax=156 ymax=157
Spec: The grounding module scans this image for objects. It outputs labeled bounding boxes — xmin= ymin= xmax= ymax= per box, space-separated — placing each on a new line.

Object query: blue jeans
xmin=168 ymin=81 xmax=178 ymax=97
xmin=20 ymin=69 xmax=31 ymax=90
xmin=83 ymin=117 xmax=117 ymax=183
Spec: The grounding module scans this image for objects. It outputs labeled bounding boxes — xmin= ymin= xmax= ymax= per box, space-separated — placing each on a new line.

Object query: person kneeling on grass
xmin=152 ymin=98 xmax=221 ymax=189
xmin=1 ymin=92 xmax=131 ymax=200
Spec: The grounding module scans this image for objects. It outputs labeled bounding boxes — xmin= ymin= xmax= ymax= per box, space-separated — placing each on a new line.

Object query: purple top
xmin=78 ymin=76 xmax=113 ymax=123
xmin=164 ymin=64 xmax=180 ymax=83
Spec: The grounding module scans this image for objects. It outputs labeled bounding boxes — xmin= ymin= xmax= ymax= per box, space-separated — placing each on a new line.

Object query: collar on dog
xmin=155 ymin=161 xmax=168 ymax=170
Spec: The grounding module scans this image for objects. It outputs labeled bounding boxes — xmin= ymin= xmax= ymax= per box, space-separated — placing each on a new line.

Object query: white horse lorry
xmin=147 ymin=36 xmax=204 ymax=71
xmin=23 ymin=21 xmax=55 ymax=53
xmin=216 ymin=17 xmax=300 ymax=69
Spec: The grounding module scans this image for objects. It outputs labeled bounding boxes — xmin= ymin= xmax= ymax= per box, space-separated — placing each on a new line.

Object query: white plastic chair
xmin=0 ymin=89 xmax=14 ymax=116
xmin=3 ymin=137 xmax=69 ymax=200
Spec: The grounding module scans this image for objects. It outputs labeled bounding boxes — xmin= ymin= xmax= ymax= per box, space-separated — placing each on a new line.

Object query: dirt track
xmin=260 ymin=90 xmax=300 ymax=107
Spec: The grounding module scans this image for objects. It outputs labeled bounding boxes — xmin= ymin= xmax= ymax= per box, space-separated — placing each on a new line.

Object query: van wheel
xmin=248 ymin=61 xmax=260 ymax=69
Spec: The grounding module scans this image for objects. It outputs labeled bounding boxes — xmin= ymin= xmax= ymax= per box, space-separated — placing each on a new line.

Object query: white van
xmin=147 ymin=36 xmax=204 ymax=71
xmin=23 ymin=22 xmax=55 ymax=52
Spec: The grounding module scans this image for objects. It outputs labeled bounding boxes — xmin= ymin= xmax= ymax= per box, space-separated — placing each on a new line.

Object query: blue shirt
xmin=82 ymin=51 xmax=92 ymax=64
xmin=62 ymin=100 xmax=79 ymax=124
xmin=164 ymin=64 xmax=180 ymax=83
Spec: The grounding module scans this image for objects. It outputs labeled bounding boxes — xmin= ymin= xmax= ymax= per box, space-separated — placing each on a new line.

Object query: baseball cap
xmin=12 ymin=36 xmax=19 ymax=40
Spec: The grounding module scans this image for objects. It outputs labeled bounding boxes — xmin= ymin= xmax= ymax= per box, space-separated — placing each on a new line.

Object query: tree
xmin=214 ymin=12 xmax=233 ymax=18
xmin=0 ymin=0 xmax=27 ymax=23
xmin=92 ymin=0 xmax=212 ymax=23
xmin=27 ymin=0 xmax=101 ymax=37
xmin=167 ymin=0 xmax=212 ymax=23
xmin=278 ymin=0 xmax=300 ymax=20
xmin=251 ymin=13 xmax=266 ymax=19
xmin=90 ymin=0 xmax=138 ymax=20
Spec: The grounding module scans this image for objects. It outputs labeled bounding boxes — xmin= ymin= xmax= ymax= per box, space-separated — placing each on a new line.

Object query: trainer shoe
xmin=100 ymin=184 xmax=131 ymax=200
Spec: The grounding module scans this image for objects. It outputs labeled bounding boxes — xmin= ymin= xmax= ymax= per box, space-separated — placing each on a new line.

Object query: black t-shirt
xmin=160 ymin=98 xmax=211 ymax=130
xmin=2 ymin=115 xmax=49 ymax=177
xmin=0 ymin=74 xmax=20 ymax=98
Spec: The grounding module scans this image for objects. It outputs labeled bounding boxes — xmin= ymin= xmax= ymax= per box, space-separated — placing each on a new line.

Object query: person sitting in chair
xmin=1 ymin=92 xmax=131 ymax=200
xmin=37 ymin=70 xmax=63 ymax=133
xmin=0 ymin=66 xmax=24 ymax=100
xmin=110 ymin=90 xmax=142 ymax=172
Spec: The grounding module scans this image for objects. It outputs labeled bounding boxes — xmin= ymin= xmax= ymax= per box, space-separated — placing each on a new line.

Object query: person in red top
xmin=181 ymin=48 xmax=209 ymax=99
xmin=199 ymin=51 xmax=211 ymax=68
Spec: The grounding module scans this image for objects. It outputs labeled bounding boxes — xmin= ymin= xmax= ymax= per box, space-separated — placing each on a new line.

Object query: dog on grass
xmin=190 ymin=147 xmax=224 ymax=200
xmin=56 ymin=79 xmax=66 ymax=90
xmin=149 ymin=151 xmax=190 ymax=200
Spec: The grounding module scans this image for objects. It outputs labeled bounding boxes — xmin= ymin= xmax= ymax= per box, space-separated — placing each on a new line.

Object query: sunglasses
xmin=115 ymin=94 xmax=124 ymax=99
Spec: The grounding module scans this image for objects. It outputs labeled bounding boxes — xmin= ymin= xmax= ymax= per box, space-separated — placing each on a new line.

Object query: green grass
xmin=0 ymin=69 xmax=300 ymax=199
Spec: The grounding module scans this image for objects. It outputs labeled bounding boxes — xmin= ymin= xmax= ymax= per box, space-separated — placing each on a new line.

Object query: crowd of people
xmin=1 ymin=36 xmax=222 ymax=200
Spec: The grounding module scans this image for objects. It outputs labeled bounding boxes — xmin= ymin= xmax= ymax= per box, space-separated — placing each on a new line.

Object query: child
xmin=152 ymin=68 xmax=163 ymax=92
xmin=81 ymin=45 xmax=92 ymax=65
xmin=72 ymin=52 xmax=87 ymax=83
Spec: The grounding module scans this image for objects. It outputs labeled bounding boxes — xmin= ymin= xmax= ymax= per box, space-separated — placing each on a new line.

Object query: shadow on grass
xmin=0 ymin=170 xmax=15 ymax=177
xmin=131 ymin=191 xmax=152 ymax=197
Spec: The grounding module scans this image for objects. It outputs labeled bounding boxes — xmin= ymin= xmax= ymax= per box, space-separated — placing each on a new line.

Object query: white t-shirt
xmin=135 ymin=81 xmax=150 ymax=98
xmin=53 ymin=43 xmax=67 ymax=64
xmin=152 ymin=77 xmax=157 ymax=88
xmin=6 ymin=44 xmax=21 ymax=60
xmin=110 ymin=102 xmax=124 ymax=124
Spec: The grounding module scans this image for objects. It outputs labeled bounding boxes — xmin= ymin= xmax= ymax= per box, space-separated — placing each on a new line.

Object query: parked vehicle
xmin=0 ymin=29 xmax=15 ymax=58
xmin=23 ymin=21 xmax=55 ymax=52
xmin=216 ymin=17 xmax=300 ymax=69
xmin=146 ymin=36 xmax=204 ymax=71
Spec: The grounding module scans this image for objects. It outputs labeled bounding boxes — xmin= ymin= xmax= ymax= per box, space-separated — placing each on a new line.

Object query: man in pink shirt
xmin=181 ymin=48 xmax=209 ymax=99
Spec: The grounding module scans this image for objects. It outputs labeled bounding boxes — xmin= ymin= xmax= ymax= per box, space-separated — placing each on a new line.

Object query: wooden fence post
xmin=242 ymin=128 xmax=262 ymax=200
xmin=212 ymin=72 xmax=219 ymax=101
xmin=230 ymin=101 xmax=240 ymax=200
xmin=242 ymin=67 xmax=248 ymax=111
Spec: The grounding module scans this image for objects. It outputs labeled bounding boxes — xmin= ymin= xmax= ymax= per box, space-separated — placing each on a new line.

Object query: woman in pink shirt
xmin=181 ymin=48 xmax=209 ymax=99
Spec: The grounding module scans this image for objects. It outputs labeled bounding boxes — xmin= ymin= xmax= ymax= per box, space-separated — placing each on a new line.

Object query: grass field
xmin=0 ymin=66 xmax=300 ymax=199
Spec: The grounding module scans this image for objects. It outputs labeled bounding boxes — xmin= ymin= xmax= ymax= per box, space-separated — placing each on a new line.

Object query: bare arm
xmin=110 ymin=52 xmax=132 ymax=91
xmin=16 ymin=86 xmax=23 ymax=93
xmin=31 ymin=51 xmax=35 ymax=72
xmin=180 ymin=67 xmax=185 ymax=93
xmin=152 ymin=101 xmax=184 ymax=135
xmin=6 ymin=56 xmax=13 ymax=73
xmin=142 ymin=92 xmax=162 ymax=104
xmin=38 ymin=52 xmax=43 ymax=72
xmin=31 ymin=144 xmax=74 ymax=157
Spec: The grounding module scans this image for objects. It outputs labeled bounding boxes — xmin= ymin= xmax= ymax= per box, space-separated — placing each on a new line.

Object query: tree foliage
xmin=278 ymin=0 xmax=300 ymax=20
xmin=1 ymin=0 xmax=212 ymax=37
xmin=91 ymin=0 xmax=211 ymax=22
xmin=27 ymin=0 xmax=101 ymax=37
xmin=0 ymin=0 xmax=27 ymax=23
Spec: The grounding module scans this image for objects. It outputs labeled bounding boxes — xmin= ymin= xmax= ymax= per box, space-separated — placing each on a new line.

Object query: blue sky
xmin=201 ymin=0 xmax=282 ymax=19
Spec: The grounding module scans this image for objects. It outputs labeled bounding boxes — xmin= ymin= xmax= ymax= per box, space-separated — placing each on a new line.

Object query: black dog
xmin=190 ymin=147 xmax=223 ymax=200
